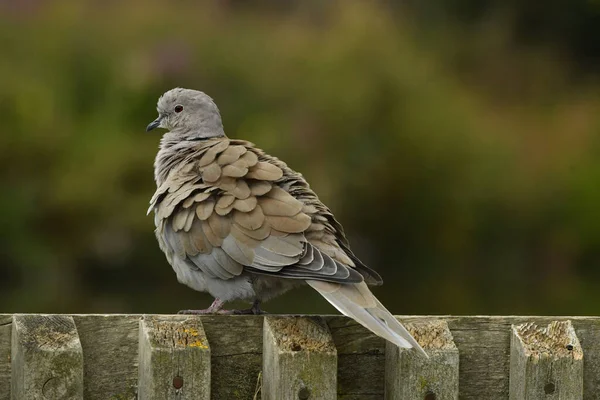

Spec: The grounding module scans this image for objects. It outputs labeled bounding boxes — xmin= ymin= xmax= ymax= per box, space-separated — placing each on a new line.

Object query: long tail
xmin=307 ymin=280 xmax=428 ymax=358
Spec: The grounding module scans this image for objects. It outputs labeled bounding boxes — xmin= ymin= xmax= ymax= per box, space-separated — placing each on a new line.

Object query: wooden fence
xmin=0 ymin=314 xmax=594 ymax=399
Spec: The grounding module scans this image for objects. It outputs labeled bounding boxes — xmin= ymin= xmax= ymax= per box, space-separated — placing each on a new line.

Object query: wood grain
xmin=262 ymin=316 xmax=336 ymax=400
xmin=0 ymin=314 xmax=598 ymax=399
xmin=0 ymin=314 xmax=11 ymax=400
xmin=509 ymin=321 xmax=583 ymax=399
xmin=385 ymin=319 xmax=459 ymax=400
xmin=73 ymin=315 xmax=139 ymax=400
xmin=138 ymin=315 xmax=210 ymax=400
xmin=11 ymin=315 xmax=83 ymax=400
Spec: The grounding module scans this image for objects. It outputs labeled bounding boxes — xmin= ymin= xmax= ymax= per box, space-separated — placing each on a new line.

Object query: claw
xmin=232 ymin=300 xmax=267 ymax=315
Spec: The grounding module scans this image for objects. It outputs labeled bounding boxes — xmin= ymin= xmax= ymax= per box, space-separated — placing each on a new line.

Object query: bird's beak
xmin=146 ymin=116 xmax=163 ymax=132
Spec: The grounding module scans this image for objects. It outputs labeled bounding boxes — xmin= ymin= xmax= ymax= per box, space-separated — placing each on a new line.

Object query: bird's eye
xmin=174 ymin=105 xmax=184 ymax=113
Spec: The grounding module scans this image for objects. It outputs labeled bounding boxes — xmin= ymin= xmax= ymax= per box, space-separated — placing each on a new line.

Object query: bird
xmin=146 ymin=88 xmax=427 ymax=357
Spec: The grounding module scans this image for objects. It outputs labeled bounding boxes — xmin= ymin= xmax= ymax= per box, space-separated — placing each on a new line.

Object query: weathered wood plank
xmin=0 ymin=314 xmax=11 ymax=400
xmin=444 ymin=316 xmax=600 ymax=400
xmin=326 ymin=316 xmax=385 ymax=399
xmin=138 ymin=315 xmax=211 ymax=400
xmin=262 ymin=316 xmax=337 ymax=400
xmin=73 ymin=315 xmax=139 ymax=400
xmin=0 ymin=314 xmax=599 ymax=399
xmin=570 ymin=318 xmax=600 ymax=399
xmin=445 ymin=316 xmax=512 ymax=400
xmin=509 ymin=321 xmax=583 ymax=399
xmin=386 ymin=319 xmax=459 ymax=400
xmin=11 ymin=314 xmax=83 ymax=400
xmin=201 ymin=315 xmax=263 ymax=400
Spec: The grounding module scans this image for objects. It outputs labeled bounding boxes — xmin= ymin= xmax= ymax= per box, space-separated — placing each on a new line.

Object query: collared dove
xmin=147 ymin=88 xmax=427 ymax=357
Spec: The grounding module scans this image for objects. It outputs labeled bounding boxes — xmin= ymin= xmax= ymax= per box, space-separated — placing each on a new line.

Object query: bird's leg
xmin=178 ymin=299 xmax=267 ymax=315
xmin=233 ymin=300 xmax=267 ymax=315
xmin=178 ymin=298 xmax=231 ymax=315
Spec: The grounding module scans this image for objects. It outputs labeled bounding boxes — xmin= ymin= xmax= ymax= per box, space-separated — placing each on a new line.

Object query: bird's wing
xmin=150 ymin=139 xmax=363 ymax=284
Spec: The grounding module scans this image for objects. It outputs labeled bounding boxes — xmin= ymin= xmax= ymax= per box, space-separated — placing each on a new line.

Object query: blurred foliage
xmin=1 ymin=0 xmax=599 ymax=315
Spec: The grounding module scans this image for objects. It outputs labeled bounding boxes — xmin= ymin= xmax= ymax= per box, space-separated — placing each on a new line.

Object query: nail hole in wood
xmin=424 ymin=391 xmax=436 ymax=400
xmin=544 ymin=382 xmax=556 ymax=394
xmin=291 ymin=343 xmax=302 ymax=351
xmin=298 ymin=386 xmax=310 ymax=399
xmin=173 ymin=376 xmax=184 ymax=389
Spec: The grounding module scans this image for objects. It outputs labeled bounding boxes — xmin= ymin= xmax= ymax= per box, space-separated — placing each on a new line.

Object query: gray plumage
xmin=147 ymin=88 xmax=427 ymax=357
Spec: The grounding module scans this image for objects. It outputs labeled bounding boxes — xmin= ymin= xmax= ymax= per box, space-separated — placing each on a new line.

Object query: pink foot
xmin=178 ymin=308 xmax=234 ymax=315
xmin=177 ymin=299 xmax=266 ymax=315
xmin=177 ymin=298 xmax=229 ymax=315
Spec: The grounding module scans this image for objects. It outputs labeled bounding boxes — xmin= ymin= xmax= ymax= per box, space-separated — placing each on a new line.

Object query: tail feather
xmin=307 ymin=280 xmax=428 ymax=358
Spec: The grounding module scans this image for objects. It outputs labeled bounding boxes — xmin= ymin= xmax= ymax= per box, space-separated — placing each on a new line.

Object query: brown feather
xmin=266 ymin=213 xmax=311 ymax=233
xmin=309 ymin=223 xmax=326 ymax=231
xmin=198 ymin=139 xmax=230 ymax=167
xmin=233 ymin=220 xmax=271 ymax=240
xmin=216 ymin=176 xmax=237 ymax=192
xmin=231 ymin=180 xmax=251 ymax=199
xmin=201 ymin=163 xmax=221 ymax=182
xmin=158 ymin=184 xmax=205 ymax=219
xmin=195 ymin=199 xmax=215 ymax=220
xmin=265 ymin=186 xmax=294 ymax=201
xmin=302 ymin=204 xmax=319 ymax=214
xmin=202 ymin=219 xmax=223 ymax=247
xmin=233 ymin=206 xmax=265 ymax=231
xmin=180 ymin=231 xmax=198 ymax=256
xmin=246 ymin=162 xmax=283 ymax=181
xmin=173 ymin=209 xmax=189 ymax=232
xmin=222 ymin=164 xmax=249 ymax=178
xmin=182 ymin=192 xmax=211 ymax=208
xmin=149 ymin=186 xmax=169 ymax=206
xmin=249 ymin=181 xmax=272 ymax=196
xmin=184 ymin=208 xmax=196 ymax=232
xmin=230 ymin=224 xmax=262 ymax=247
xmin=216 ymin=194 xmax=235 ymax=210
xmin=189 ymin=219 xmax=212 ymax=253
xmin=259 ymin=196 xmax=303 ymax=217
xmin=208 ymin=213 xmax=231 ymax=239
xmin=215 ymin=204 xmax=234 ymax=216
xmin=217 ymin=145 xmax=246 ymax=165
xmin=232 ymin=196 xmax=258 ymax=212
xmin=238 ymin=151 xmax=258 ymax=168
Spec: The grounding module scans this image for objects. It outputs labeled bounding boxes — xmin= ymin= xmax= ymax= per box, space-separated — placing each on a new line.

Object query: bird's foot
xmin=178 ymin=308 xmax=234 ymax=315
xmin=177 ymin=299 xmax=267 ymax=315
xmin=232 ymin=300 xmax=267 ymax=315
xmin=178 ymin=298 xmax=231 ymax=315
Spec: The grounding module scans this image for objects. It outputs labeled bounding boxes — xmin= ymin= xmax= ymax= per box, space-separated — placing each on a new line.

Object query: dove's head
xmin=146 ymin=88 xmax=225 ymax=139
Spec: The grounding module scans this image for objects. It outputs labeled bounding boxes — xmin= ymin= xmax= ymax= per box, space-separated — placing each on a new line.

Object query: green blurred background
xmin=2 ymin=0 xmax=600 ymax=316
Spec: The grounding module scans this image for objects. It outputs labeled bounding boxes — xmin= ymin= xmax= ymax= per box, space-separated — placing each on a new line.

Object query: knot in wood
xmin=173 ymin=376 xmax=184 ymax=389
xmin=424 ymin=391 xmax=437 ymax=400
xmin=297 ymin=386 xmax=310 ymax=399
xmin=544 ymin=382 xmax=556 ymax=394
